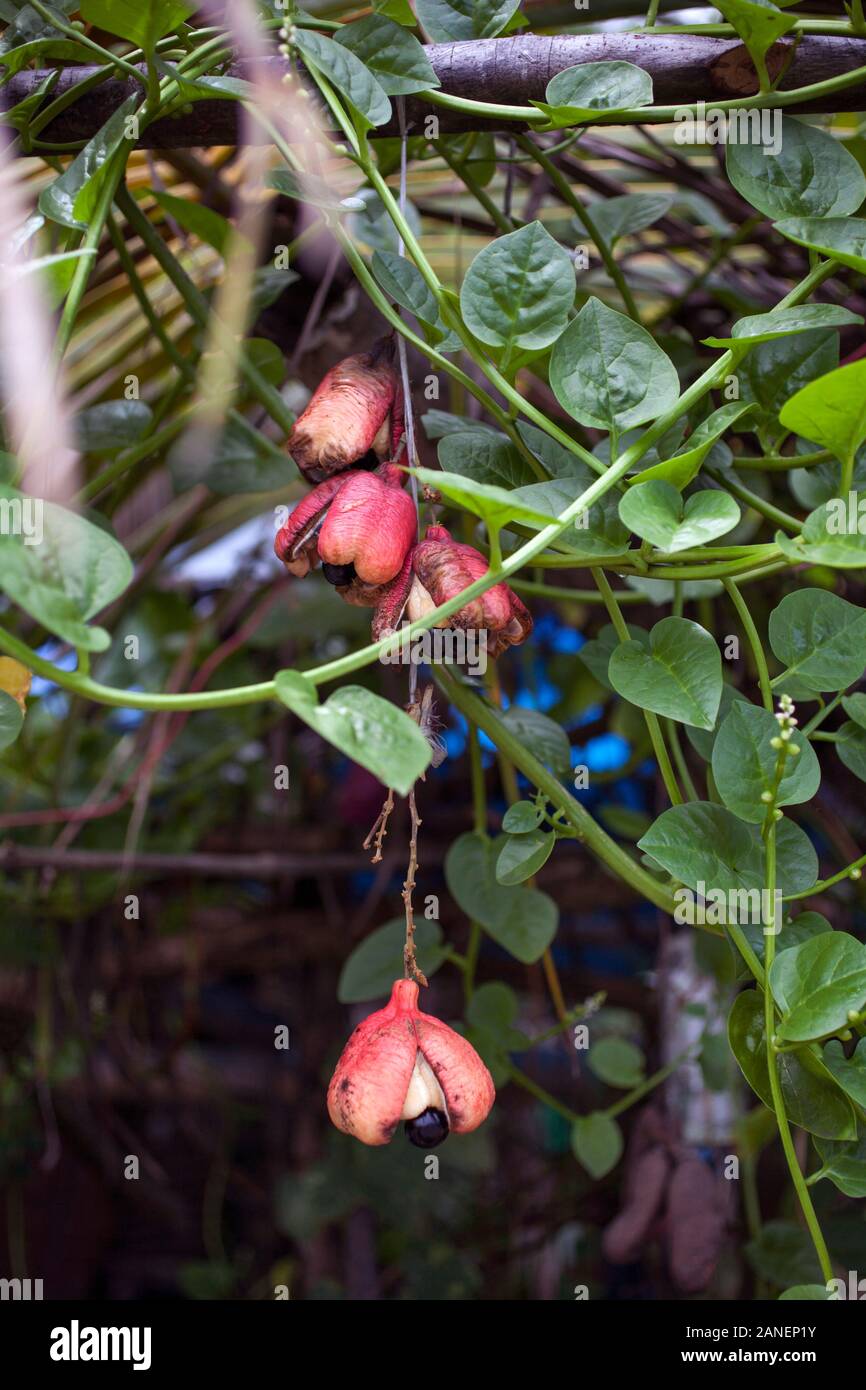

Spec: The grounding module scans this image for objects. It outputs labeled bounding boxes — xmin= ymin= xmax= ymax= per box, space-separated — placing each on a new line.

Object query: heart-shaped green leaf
xmin=712 ymin=702 xmax=820 ymax=823
xmin=550 ymin=297 xmax=678 ymax=433
xmin=769 ymin=589 xmax=866 ymax=692
xmin=726 ymin=115 xmax=865 ymax=219
xmin=608 ymin=616 xmax=722 ymax=729
xmin=0 ymin=485 xmax=133 ymax=652
xmin=638 ymin=802 xmax=818 ymax=898
xmin=771 ymin=933 xmax=866 ymax=1042
xmin=533 ymin=61 xmax=652 ymax=128
xmin=445 ymin=832 xmax=558 ymax=963
xmin=571 ymin=1112 xmax=623 ymax=1178
xmin=728 ymin=991 xmax=856 ymax=1140
xmin=337 ymin=917 xmax=446 ymax=1003
xmin=619 ymin=480 xmax=740 ymax=553
xmin=459 ymin=221 xmax=576 ymax=358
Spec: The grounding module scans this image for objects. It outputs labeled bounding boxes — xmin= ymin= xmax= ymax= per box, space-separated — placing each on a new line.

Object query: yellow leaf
xmin=0 ymin=657 xmax=32 ymax=713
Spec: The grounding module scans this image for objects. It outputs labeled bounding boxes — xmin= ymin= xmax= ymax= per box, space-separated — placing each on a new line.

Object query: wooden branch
xmin=6 ymin=34 xmax=866 ymax=150
xmin=0 ymin=842 xmax=440 ymax=876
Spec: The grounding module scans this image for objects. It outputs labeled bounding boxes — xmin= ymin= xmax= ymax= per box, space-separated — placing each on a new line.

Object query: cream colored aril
xmin=400 ymin=1050 xmax=448 ymax=1121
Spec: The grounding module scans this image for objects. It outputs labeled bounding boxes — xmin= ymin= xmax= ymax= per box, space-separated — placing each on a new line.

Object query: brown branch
xmin=6 ymin=35 xmax=866 ymax=151
xmin=0 ymin=843 xmax=434 ymax=876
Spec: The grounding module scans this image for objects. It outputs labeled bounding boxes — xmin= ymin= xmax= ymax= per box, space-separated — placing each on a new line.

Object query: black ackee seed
xmin=405 ymin=1107 xmax=449 ymax=1148
xmin=322 ymin=561 xmax=356 ymax=587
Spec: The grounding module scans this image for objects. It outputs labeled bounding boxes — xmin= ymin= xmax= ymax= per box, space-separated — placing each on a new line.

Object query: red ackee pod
xmin=327 ymin=980 xmax=495 ymax=1148
xmin=274 ymin=464 xmax=416 ymax=587
xmin=286 ymin=337 xmax=404 ymax=483
xmin=370 ymin=524 xmax=533 ymax=658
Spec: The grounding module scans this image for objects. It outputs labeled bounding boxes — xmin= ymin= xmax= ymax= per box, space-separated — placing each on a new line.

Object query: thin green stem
xmin=516 ymin=134 xmax=641 ymax=323
xmin=592 ymin=568 xmax=683 ymax=805
xmin=724 ymin=579 xmax=772 ymax=711
xmin=763 ymin=820 xmax=834 ymax=1284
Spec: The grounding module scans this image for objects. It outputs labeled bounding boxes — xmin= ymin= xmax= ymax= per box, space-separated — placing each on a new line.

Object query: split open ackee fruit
xmin=327 ymin=979 xmax=495 ymax=1148
xmin=274 ymin=463 xmax=416 ymax=588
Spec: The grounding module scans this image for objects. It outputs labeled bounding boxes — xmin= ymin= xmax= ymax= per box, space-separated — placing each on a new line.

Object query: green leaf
xmin=837 ymin=720 xmax=866 ymax=782
xmin=715 ymin=0 xmax=798 ymax=87
xmin=580 ymin=622 xmax=649 ymax=692
xmin=771 ymin=932 xmax=866 ymax=1042
xmin=202 ymin=417 xmax=292 ymax=495
xmin=739 ymin=911 xmax=834 ymax=967
xmin=728 ymin=991 xmax=857 ymax=1140
xmin=80 ymin=0 xmax=195 ymax=48
xmin=571 ymin=1112 xmax=623 ymax=1178
xmin=774 ymin=216 xmax=866 ymax=276
xmin=500 ymin=706 xmax=571 ymax=775
xmin=0 ymin=485 xmax=133 ymax=652
xmin=619 ymin=481 xmax=740 ymax=553
xmin=0 ymin=38 xmax=94 ymax=80
xmin=464 ymin=981 xmax=528 ymax=1082
xmin=445 ymin=832 xmax=558 ymax=964
xmin=334 ymin=14 xmax=439 ymax=95
xmin=769 ymin=588 xmax=866 ymax=692
xmin=608 ymin=616 xmax=722 ymax=730
xmin=779 ymin=1285 xmax=834 ymax=1301
xmin=153 ymin=190 xmax=237 ymax=255
xmin=575 ymin=192 xmax=673 ymax=248
xmin=295 ymin=29 xmax=391 ymax=131
xmin=746 ymin=1220 xmax=823 ymax=1288
xmin=780 ymin=359 xmax=866 ymax=471
xmin=685 ymin=682 xmax=751 ymax=762
xmin=843 ymin=693 xmax=866 ymax=729
xmin=373 ymin=0 xmax=417 ymax=22
xmin=38 ymin=95 xmax=136 ymax=229
xmin=776 ymin=495 xmax=866 ymax=569
xmin=638 ymin=803 xmax=818 ymax=898
xmin=495 ymin=829 xmax=554 ymax=885
xmin=823 ymin=1038 xmax=866 ymax=1109
xmin=502 ymin=800 xmax=544 ymax=833
xmin=0 ymin=690 xmax=23 ymax=751
xmin=372 ymin=249 xmax=440 ymax=330
xmin=459 ymin=222 xmax=575 ymax=358
xmin=738 ymin=330 xmax=839 ymax=438
xmin=702 ymin=304 xmax=863 ymax=350
xmin=415 ymin=0 xmax=521 ymax=41
xmin=266 ymin=168 xmax=348 ymax=213
xmin=533 ymin=61 xmax=652 ymax=128
xmin=348 ymin=187 xmax=423 ymax=253
xmin=74 ymin=400 xmax=153 ymax=455
xmin=788 ymin=448 xmax=866 ymax=512
xmin=588 ymin=1037 xmax=645 ymax=1089
xmin=629 ymin=403 xmax=754 ymax=490
xmin=550 ymin=297 xmax=679 ymax=432
xmin=726 ymin=115 xmax=865 ymax=219
xmin=510 ymin=474 xmax=630 ymax=558
xmin=408 ymin=466 xmax=552 ymax=534
xmin=711 ymin=702 xmax=820 ymax=824
xmin=814 ymin=1130 xmax=866 ymax=1198
xmin=273 ymin=671 xmax=430 ymax=795
xmin=337 ymin=917 xmax=446 ymax=1002
xmin=436 ymin=430 xmax=536 ymax=488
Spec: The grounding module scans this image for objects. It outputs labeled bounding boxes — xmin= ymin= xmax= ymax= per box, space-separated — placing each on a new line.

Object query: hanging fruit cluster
xmin=275 ymin=340 xmax=532 ymax=655
xmin=274 ymin=342 xmax=533 ymax=1147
